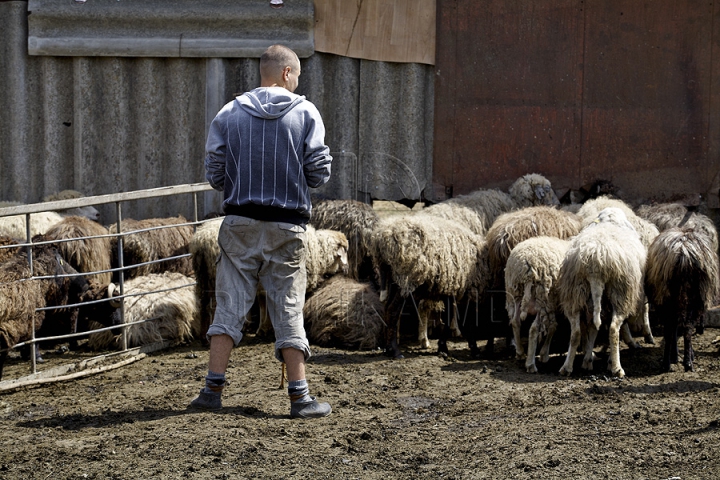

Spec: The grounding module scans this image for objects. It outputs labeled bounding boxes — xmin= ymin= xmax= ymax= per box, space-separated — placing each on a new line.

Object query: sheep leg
xmin=0 ymin=349 xmax=6 ymax=381
xmin=417 ymin=309 xmax=431 ymax=349
xmin=436 ymin=298 xmax=452 ymax=355
xmin=461 ymin=298 xmax=482 ymax=359
xmin=525 ymin=316 xmax=540 ymax=373
xmin=661 ymin=310 xmax=679 ymax=372
xmin=383 ymin=285 xmax=405 ymax=359
xmin=682 ymin=325 xmax=695 ymax=372
xmin=538 ymin=312 xmax=557 ymax=364
xmin=560 ymin=313 xmax=582 ymax=376
xmin=641 ymin=300 xmax=655 ymax=345
xmin=449 ymin=297 xmax=462 ymax=338
xmin=589 ymin=277 xmax=604 ymax=331
xmin=582 ymin=324 xmax=599 ymax=371
xmin=510 ymin=297 xmax=525 ymax=360
xmin=608 ymin=312 xmax=626 ymax=378
xmin=620 ymin=322 xmax=641 ymax=349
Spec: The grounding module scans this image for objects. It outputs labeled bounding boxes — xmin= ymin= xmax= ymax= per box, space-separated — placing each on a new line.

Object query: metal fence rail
xmin=0 ymin=182 xmax=216 ymax=391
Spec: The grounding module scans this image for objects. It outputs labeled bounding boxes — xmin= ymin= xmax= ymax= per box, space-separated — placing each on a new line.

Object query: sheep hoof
xmin=581 ymin=359 xmax=594 ymax=370
xmin=644 ymin=335 xmax=656 ymax=345
xmin=559 ymin=366 xmax=572 ymax=376
xmin=683 ymin=363 xmax=694 ymax=372
xmin=526 ymin=364 xmax=538 ymax=374
xmin=612 ymin=367 xmax=625 ymax=378
xmin=515 ymin=351 xmax=527 ymax=360
xmin=419 ymin=340 xmax=431 ymax=349
xmin=539 ymin=354 xmax=550 ymax=364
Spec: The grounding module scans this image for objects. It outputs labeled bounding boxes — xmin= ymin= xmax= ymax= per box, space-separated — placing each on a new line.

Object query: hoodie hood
xmin=237 ymin=87 xmax=306 ymax=120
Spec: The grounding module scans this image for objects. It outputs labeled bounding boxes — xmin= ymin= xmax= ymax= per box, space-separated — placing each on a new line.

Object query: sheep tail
xmin=589 ymin=276 xmax=605 ymax=330
xmin=519 ymin=283 xmax=533 ymax=322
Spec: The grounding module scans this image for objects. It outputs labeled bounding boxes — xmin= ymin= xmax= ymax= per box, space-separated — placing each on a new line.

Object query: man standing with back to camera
xmin=190 ymin=44 xmax=333 ymax=418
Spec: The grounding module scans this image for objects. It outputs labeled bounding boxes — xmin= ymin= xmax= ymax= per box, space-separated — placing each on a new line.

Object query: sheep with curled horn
xmin=645 ymin=226 xmax=720 ymax=372
xmin=557 ymin=207 xmax=647 ymax=378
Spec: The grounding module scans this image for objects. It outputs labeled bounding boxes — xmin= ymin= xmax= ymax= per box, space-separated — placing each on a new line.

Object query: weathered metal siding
xmin=435 ymin=0 xmax=720 ymax=206
xmin=0 ymin=1 xmax=434 ymax=223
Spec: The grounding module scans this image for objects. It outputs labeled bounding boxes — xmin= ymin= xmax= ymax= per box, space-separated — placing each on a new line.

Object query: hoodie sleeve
xmin=302 ymin=104 xmax=333 ymax=188
xmin=204 ymin=108 xmax=228 ymax=191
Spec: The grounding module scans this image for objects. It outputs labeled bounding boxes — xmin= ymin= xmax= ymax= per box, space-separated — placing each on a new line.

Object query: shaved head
xmin=260 ymin=44 xmax=301 ymax=84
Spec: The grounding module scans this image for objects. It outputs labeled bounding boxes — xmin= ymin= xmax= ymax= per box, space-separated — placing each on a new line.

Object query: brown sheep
xmin=108 ymin=216 xmax=194 ymax=280
xmin=645 ymin=226 xmax=720 ymax=372
xmin=303 ymin=275 xmax=385 ymax=350
xmin=310 ymin=199 xmax=379 ymax=282
xmin=43 ymin=215 xmax=113 ymax=285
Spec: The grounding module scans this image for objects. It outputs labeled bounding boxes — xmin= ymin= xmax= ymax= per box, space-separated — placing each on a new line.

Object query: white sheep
xmin=557 ymin=207 xmax=647 ymax=378
xmin=0 ymin=210 xmax=64 ymax=240
xmin=86 ymin=272 xmax=199 ymax=350
xmin=504 ymin=236 xmax=571 ymax=373
xmin=577 ymin=196 xmax=659 ymax=347
xmin=370 ymin=211 xmax=489 ymax=357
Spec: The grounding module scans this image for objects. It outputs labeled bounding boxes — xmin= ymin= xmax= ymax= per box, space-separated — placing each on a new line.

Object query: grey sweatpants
xmin=206 ymin=215 xmax=311 ymax=362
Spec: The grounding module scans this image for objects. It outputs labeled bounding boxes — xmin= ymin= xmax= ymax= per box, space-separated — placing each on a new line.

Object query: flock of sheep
xmin=0 ymin=175 xmax=718 ymax=383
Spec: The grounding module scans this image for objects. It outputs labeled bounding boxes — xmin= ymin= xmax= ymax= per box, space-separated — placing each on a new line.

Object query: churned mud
xmin=1 ymin=329 xmax=719 ymax=479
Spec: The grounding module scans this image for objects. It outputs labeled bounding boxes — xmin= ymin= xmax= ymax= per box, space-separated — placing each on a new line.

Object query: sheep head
xmin=509 ymin=173 xmax=560 ymax=207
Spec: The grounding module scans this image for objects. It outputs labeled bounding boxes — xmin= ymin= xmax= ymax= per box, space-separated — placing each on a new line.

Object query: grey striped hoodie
xmin=205 ymin=86 xmax=332 ymax=225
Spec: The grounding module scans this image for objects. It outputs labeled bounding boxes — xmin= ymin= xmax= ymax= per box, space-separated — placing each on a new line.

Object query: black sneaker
xmin=290 ymin=396 xmax=332 ymax=419
xmin=188 ymin=390 xmax=222 ymax=410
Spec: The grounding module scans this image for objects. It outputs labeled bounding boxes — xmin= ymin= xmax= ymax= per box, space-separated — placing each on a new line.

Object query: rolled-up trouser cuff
xmin=275 ymin=339 xmax=312 ymax=363
xmin=207 ymin=323 xmax=244 ymax=347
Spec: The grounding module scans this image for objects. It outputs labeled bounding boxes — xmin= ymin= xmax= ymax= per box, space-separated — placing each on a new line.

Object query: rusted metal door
xmin=434 ymin=0 xmax=720 ymax=206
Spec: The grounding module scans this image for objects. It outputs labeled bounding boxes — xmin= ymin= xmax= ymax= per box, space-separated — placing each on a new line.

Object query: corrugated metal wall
xmin=0 ymin=1 xmax=434 ymax=223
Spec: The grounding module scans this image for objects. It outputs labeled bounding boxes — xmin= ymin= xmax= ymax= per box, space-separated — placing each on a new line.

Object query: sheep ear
xmin=337 ymin=247 xmax=348 ymax=265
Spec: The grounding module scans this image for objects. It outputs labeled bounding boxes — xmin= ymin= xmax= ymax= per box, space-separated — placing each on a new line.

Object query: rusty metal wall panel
xmin=434 ymin=0 xmax=584 ymax=201
xmin=435 ymin=0 xmax=720 ymax=205
xmin=581 ymin=0 xmax=715 ymax=205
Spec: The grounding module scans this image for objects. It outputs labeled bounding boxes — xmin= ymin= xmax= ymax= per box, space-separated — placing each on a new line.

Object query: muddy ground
xmin=1 ymin=327 xmax=719 ymax=480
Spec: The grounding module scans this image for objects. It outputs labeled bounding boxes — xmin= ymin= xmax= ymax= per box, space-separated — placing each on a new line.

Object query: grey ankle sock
xmin=202 ymin=370 xmax=226 ymax=395
xmin=288 ymin=379 xmax=312 ymax=403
